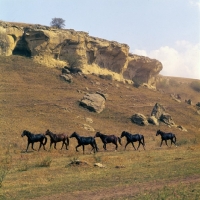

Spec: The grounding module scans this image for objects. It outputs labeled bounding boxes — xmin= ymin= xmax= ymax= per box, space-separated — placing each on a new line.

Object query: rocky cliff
xmin=0 ymin=21 xmax=162 ymax=87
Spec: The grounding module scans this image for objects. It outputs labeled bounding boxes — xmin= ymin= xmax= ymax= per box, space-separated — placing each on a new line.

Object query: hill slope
xmin=0 ymin=55 xmax=200 ymax=199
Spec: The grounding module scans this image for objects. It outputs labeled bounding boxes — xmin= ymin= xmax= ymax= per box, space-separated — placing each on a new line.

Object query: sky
xmin=1 ymin=0 xmax=200 ymax=79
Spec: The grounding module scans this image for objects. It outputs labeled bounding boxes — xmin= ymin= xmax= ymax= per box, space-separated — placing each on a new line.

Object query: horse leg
xmin=165 ymin=140 xmax=168 ymax=147
xmin=38 ymin=142 xmax=42 ymax=151
xmin=137 ymin=141 xmax=141 ymax=150
xmin=49 ymin=142 xmax=53 ymax=150
xmin=103 ymin=143 xmax=107 ymax=150
xmin=82 ymin=145 xmax=85 ymax=154
xmin=131 ymin=142 xmax=136 ymax=150
xmin=115 ymin=142 xmax=118 ymax=151
xmin=90 ymin=144 xmax=95 ymax=154
xmin=160 ymin=140 xmax=163 ymax=147
xmin=25 ymin=142 xmax=30 ymax=152
xmin=31 ymin=143 xmax=36 ymax=151
xmin=76 ymin=144 xmax=81 ymax=152
xmin=124 ymin=142 xmax=130 ymax=150
xmin=65 ymin=142 xmax=68 ymax=150
xmin=60 ymin=142 xmax=64 ymax=150
xmin=54 ymin=143 xmax=57 ymax=150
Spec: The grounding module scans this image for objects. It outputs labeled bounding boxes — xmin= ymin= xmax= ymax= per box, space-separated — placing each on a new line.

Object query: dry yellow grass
xmin=0 ymin=55 xmax=200 ymax=199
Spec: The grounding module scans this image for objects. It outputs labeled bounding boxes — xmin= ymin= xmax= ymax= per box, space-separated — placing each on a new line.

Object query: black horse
xmin=21 ymin=130 xmax=47 ymax=152
xmin=70 ymin=132 xmax=98 ymax=154
xmin=94 ymin=132 xmax=122 ymax=151
xmin=120 ymin=131 xmax=145 ymax=150
xmin=45 ymin=129 xmax=69 ymax=150
xmin=156 ymin=130 xmax=177 ymax=147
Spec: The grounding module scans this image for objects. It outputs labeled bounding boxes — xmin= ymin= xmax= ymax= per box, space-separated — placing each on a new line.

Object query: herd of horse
xmin=21 ymin=129 xmax=177 ymax=154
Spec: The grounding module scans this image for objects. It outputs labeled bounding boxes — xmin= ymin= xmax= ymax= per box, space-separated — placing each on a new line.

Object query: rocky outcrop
xmin=151 ymin=103 xmax=175 ymax=126
xmin=0 ymin=21 xmax=163 ymax=87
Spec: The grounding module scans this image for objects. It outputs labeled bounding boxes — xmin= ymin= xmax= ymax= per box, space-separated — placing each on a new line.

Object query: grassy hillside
xmin=0 ymin=55 xmax=200 ymax=199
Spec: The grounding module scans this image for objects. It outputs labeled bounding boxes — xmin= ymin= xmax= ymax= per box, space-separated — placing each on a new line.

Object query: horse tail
xmin=141 ymin=135 xmax=145 ymax=146
xmin=118 ymin=137 xmax=122 ymax=146
xmin=174 ymin=135 xmax=176 ymax=144
xmin=43 ymin=136 xmax=47 ymax=145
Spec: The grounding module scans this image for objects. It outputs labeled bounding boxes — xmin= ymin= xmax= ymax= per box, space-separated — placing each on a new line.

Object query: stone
xmin=160 ymin=113 xmax=175 ymax=126
xmin=151 ymin=103 xmax=165 ymax=119
xmin=185 ymin=99 xmax=192 ymax=105
xmin=131 ymin=113 xmax=149 ymax=126
xmin=79 ymin=93 xmax=106 ymax=113
xmin=171 ymin=94 xmax=181 ymax=103
xmin=85 ymin=117 xmax=93 ymax=123
xmin=94 ymin=163 xmax=106 ymax=168
xmin=196 ymin=102 xmax=200 ymax=107
xmin=60 ymin=74 xmax=73 ymax=83
xmin=62 ymin=67 xmax=70 ymax=74
xmin=148 ymin=116 xmax=159 ymax=126
xmin=177 ymin=125 xmax=187 ymax=132
xmin=83 ymin=124 xmax=95 ymax=132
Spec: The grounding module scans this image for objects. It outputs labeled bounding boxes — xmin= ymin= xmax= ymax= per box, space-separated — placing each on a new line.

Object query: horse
xmin=120 ymin=131 xmax=145 ymax=150
xmin=70 ymin=132 xmax=98 ymax=154
xmin=45 ymin=129 xmax=69 ymax=150
xmin=21 ymin=130 xmax=47 ymax=152
xmin=156 ymin=129 xmax=177 ymax=147
xmin=94 ymin=132 xmax=122 ymax=151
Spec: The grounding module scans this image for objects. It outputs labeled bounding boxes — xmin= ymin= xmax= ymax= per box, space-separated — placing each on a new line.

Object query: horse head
xmin=45 ymin=129 xmax=51 ymax=135
xmin=156 ymin=130 xmax=161 ymax=136
xmin=70 ymin=132 xmax=77 ymax=138
xmin=94 ymin=132 xmax=101 ymax=138
xmin=120 ymin=131 xmax=127 ymax=138
xmin=21 ymin=130 xmax=29 ymax=137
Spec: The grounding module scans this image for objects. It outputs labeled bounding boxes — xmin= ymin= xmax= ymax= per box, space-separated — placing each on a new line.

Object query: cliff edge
xmin=0 ymin=21 xmax=162 ymax=87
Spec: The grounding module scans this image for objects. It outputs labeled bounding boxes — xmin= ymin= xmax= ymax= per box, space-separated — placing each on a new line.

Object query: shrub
xmin=62 ymin=54 xmax=81 ymax=72
xmin=190 ymin=80 xmax=200 ymax=92
xmin=36 ymin=156 xmax=52 ymax=167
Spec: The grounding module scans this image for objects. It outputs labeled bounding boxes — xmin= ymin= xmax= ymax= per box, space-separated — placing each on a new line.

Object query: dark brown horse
xmin=120 ymin=131 xmax=145 ymax=150
xmin=94 ymin=132 xmax=122 ymax=151
xmin=70 ymin=132 xmax=98 ymax=154
xmin=45 ymin=129 xmax=69 ymax=150
xmin=21 ymin=130 xmax=47 ymax=152
xmin=156 ymin=130 xmax=177 ymax=147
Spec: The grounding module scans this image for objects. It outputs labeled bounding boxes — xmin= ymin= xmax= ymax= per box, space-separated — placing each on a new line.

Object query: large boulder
xmin=151 ymin=103 xmax=165 ymax=119
xmin=151 ymin=103 xmax=175 ymax=126
xmin=196 ymin=102 xmax=200 ymax=107
xmin=131 ymin=113 xmax=149 ymax=126
xmin=160 ymin=113 xmax=175 ymax=126
xmin=79 ymin=93 xmax=105 ymax=113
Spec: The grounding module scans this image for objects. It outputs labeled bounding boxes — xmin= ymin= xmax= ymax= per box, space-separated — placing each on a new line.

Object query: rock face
xmin=0 ymin=21 xmax=163 ymax=87
xmin=131 ymin=113 xmax=149 ymax=126
xmin=79 ymin=93 xmax=106 ymax=113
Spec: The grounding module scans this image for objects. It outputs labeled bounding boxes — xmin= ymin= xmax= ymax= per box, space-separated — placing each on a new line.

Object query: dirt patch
xmin=32 ymin=175 xmax=200 ymax=200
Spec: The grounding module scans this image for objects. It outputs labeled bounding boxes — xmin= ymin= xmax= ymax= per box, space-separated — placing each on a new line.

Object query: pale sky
xmin=1 ymin=0 xmax=200 ymax=79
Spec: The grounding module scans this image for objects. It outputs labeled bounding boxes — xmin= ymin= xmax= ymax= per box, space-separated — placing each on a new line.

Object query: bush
xmin=62 ymin=54 xmax=81 ymax=72
xmin=35 ymin=156 xmax=52 ymax=167
xmin=190 ymin=80 xmax=200 ymax=92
